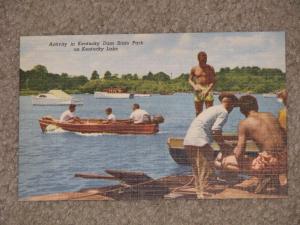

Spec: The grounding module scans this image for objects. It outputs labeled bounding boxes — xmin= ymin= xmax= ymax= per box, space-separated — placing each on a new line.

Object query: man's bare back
xmin=215 ymin=97 xmax=286 ymax=175
xmin=236 ymin=112 xmax=285 ymax=156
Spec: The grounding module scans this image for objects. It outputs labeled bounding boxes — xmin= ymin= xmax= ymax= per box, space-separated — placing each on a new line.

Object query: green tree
xmin=91 ymin=70 xmax=100 ymax=80
xmin=32 ymin=65 xmax=48 ymax=74
xmin=104 ymin=71 xmax=112 ymax=80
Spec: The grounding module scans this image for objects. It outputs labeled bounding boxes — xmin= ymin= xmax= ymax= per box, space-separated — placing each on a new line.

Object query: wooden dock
xmin=22 ymin=170 xmax=287 ymax=201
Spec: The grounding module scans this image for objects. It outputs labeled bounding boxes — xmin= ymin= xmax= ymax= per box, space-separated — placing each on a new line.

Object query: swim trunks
xmin=251 ymin=151 xmax=287 ymax=174
xmin=194 ymin=85 xmax=214 ymax=102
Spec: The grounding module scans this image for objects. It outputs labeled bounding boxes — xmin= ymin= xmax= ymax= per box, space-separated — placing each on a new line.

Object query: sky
xmin=20 ymin=32 xmax=285 ymax=78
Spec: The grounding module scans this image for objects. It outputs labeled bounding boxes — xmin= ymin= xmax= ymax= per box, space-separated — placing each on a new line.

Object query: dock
xmin=22 ymin=170 xmax=287 ymax=201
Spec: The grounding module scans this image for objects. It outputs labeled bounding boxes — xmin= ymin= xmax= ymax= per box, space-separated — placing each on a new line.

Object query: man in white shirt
xmin=183 ymin=92 xmax=238 ymax=198
xmin=59 ymin=104 xmax=79 ymax=122
xmin=105 ymin=107 xmax=116 ymax=122
xmin=129 ymin=103 xmax=150 ymax=124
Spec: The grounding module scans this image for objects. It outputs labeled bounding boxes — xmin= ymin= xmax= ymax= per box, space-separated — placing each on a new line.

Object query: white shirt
xmin=107 ymin=113 xmax=116 ymax=121
xmin=59 ymin=110 xmax=75 ymax=122
xmin=130 ymin=109 xmax=149 ymax=124
xmin=183 ymin=105 xmax=229 ymax=147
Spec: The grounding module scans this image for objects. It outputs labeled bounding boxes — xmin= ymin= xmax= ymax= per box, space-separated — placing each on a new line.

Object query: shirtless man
xmin=215 ymin=95 xmax=287 ymax=193
xmin=189 ymin=51 xmax=216 ymax=116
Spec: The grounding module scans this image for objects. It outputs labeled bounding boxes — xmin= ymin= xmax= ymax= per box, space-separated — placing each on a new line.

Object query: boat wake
xmin=74 ymin=132 xmax=104 ymax=137
xmin=46 ymin=128 xmax=68 ymax=134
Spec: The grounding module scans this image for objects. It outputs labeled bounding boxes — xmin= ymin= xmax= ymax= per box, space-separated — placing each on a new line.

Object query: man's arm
xmin=203 ymin=66 xmax=216 ymax=96
xmin=212 ymin=112 xmax=228 ymax=147
xmin=188 ymin=68 xmax=198 ymax=90
xmin=233 ymin=120 xmax=247 ymax=160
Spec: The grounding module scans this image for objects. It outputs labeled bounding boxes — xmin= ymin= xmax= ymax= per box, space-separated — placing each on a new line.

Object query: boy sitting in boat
xmin=215 ymin=95 xmax=287 ymax=193
xmin=105 ymin=107 xmax=116 ymax=122
xmin=59 ymin=104 xmax=80 ymax=122
xmin=129 ymin=103 xmax=150 ymax=124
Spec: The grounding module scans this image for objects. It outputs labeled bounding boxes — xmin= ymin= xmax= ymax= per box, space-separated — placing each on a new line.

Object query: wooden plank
xmin=105 ymin=169 xmax=153 ymax=185
xmin=74 ymin=173 xmax=116 ymax=180
xmin=21 ymin=192 xmax=113 ymax=201
xmin=104 ymin=178 xmax=170 ymax=200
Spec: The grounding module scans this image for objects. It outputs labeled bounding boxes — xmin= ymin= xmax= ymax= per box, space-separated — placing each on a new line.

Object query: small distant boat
xmin=167 ymin=136 xmax=259 ymax=165
xmin=263 ymin=93 xmax=276 ymax=98
xmin=39 ymin=116 xmax=164 ymax=135
xmin=32 ymin=90 xmax=83 ymax=106
xmin=94 ymin=87 xmax=134 ymax=99
xmin=94 ymin=92 xmax=134 ymax=99
xmin=134 ymin=94 xmax=151 ymax=97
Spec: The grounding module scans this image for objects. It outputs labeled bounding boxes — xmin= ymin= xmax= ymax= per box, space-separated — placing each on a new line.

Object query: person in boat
xmin=105 ymin=107 xmax=116 ymax=122
xmin=183 ymin=92 xmax=238 ymax=199
xmin=215 ymin=95 xmax=287 ymax=193
xmin=129 ymin=103 xmax=150 ymax=124
xmin=59 ymin=104 xmax=80 ymax=122
xmin=277 ymin=89 xmax=287 ymax=135
xmin=189 ymin=51 xmax=216 ymax=116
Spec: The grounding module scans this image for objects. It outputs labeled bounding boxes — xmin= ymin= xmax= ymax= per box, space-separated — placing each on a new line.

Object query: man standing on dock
xmin=183 ymin=93 xmax=238 ymax=199
xmin=189 ymin=51 xmax=216 ymax=116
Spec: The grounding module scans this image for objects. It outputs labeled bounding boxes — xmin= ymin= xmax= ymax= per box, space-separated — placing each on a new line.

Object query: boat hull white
xmin=32 ymin=97 xmax=83 ymax=106
xmin=94 ymin=92 xmax=134 ymax=99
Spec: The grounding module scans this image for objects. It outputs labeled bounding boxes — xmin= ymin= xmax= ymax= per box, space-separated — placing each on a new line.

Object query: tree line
xmin=20 ymin=65 xmax=285 ymax=95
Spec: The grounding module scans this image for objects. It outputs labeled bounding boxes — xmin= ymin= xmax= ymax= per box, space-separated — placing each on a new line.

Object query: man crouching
xmin=215 ymin=95 xmax=287 ymax=193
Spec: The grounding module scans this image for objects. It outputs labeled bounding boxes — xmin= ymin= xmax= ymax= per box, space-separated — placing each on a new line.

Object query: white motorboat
xmin=32 ymin=90 xmax=83 ymax=105
xmin=94 ymin=92 xmax=134 ymax=99
xmin=263 ymin=93 xmax=276 ymax=98
xmin=134 ymin=93 xmax=151 ymax=97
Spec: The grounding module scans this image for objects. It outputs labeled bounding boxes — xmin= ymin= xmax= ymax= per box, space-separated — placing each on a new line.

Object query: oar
xmin=74 ymin=173 xmax=117 ymax=180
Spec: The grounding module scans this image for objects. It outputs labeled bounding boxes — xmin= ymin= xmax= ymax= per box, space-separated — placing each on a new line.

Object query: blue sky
xmin=20 ymin=32 xmax=285 ymax=78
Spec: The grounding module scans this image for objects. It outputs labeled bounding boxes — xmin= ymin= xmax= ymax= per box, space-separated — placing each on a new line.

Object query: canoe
xmin=39 ymin=117 xmax=159 ymax=134
xmin=167 ymin=136 xmax=259 ymax=165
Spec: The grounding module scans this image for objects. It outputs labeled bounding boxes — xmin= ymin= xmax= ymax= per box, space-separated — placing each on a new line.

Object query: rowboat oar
xmin=74 ymin=173 xmax=117 ymax=180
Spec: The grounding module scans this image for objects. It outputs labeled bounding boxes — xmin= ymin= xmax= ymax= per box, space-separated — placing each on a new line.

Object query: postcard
xmin=19 ymin=32 xmax=287 ymax=201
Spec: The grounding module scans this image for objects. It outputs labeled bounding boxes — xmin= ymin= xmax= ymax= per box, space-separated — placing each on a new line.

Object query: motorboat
xmin=32 ymin=90 xmax=83 ymax=105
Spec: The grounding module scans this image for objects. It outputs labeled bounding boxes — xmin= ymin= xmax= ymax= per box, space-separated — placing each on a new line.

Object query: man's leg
xmin=185 ymin=145 xmax=213 ymax=199
xmin=194 ymin=101 xmax=204 ymax=116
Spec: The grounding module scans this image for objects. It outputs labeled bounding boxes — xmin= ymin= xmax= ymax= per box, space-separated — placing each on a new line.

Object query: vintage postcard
xmin=19 ymin=32 xmax=287 ymax=201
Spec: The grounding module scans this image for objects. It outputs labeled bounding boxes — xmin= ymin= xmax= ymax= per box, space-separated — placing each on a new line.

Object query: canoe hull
xmin=167 ymin=137 xmax=259 ymax=165
xmin=39 ymin=117 xmax=159 ymax=134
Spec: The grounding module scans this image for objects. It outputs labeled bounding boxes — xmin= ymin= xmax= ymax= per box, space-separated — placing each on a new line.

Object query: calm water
xmin=19 ymin=93 xmax=282 ymax=198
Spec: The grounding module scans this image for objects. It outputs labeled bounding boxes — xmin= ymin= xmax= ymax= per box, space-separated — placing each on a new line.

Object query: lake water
xmin=18 ymin=93 xmax=282 ymax=198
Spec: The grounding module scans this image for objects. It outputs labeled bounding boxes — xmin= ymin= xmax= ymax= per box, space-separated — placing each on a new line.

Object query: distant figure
xmin=277 ymin=89 xmax=287 ymax=133
xmin=59 ymin=104 xmax=80 ymax=122
xmin=183 ymin=93 xmax=238 ymax=199
xmin=216 ymin=95 xmax=287 ymax=193
xmin=105 ymin=107 xmax=116 ymax=122
xmin=130 ymin=103 xmax=150 ymax=124
xmin=189 ymin=51 xmax=216 ymax=116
